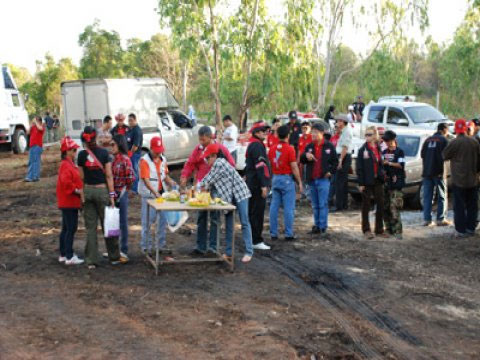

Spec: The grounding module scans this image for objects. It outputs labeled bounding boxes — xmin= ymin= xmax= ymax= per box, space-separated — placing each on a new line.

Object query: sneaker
xmin=285 ymin=235 xmax=297 ymax=241
xmin=205 ymin=249 xmax=218 ymax=258
xmin=189 ymin=249 xmax=205 ymax=257
xmin=423 ymin=221 xmax=435 ymax=227
xmin=270 ymin=236 xmax=279 ymax=241
xmin=24 ymin=178 xmax=33 ymax=182
xmin=58 ymin=256 xmax=66 ymax=263
xmin=242 ymin=255 xmax=252 ymax=263
xmin=364 ymin=231 xmax=374 ymax=240
xmin=102 ymin=252 xmax=109 ymax=259
xmin=120 ymin=252 xmax=129 ymax=260
xmin=310 ymin=226 xmax=321 ymax=234
xmin=32 ymin=179 xmax=39 ymax=182
xmin=253 ymin=242 xmax=271 ymax=250
xmin=65 ymin=255 xmax=84 ymax=265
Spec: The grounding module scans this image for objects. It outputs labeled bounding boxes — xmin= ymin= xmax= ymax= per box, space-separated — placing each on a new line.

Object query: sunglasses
xmin=365 ymin=133 xmax=374 ymax=137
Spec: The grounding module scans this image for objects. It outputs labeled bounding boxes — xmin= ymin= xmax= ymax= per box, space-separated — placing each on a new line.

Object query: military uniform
xmin=383 ymin=147 xmax=406 ymax=236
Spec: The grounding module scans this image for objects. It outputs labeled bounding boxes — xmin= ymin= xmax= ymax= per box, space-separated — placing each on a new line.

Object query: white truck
xmin=61 ymin=78 xmax=201 ymax=164
xmin=0 ymin=65 xmax=30 ymax=153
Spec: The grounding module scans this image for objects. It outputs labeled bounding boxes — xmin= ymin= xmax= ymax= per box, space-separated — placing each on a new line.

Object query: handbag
xmin=104 ymin=206 xmax=120 ymax=237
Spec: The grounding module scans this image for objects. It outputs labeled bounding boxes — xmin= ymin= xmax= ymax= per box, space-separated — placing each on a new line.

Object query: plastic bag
xmin=104 ymin=206 xmax=120 ymax=237
xmin=165 ymin=211 xmax=188 ymax=233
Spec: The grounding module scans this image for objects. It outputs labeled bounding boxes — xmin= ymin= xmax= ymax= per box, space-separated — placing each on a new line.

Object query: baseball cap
xmin=455 ymin=119 xmax=467 ymax=134
xmin=250 ymin=121 xmax=270 ymax=134
xmin=150 ymin=136 xmax=164 ymax=154
xmin=335 ymin=114 xmax=350 ymax=123
xmin=202 ymin=143 xmax=220 ymax=159
xmin=288 ymin=110 xmax=298 ymax=120
xmin=60 ymin=136 xmax=79 ymax=152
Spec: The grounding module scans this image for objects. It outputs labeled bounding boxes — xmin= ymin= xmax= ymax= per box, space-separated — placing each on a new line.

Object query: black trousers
xmin=248 ymin=186 xmax=266 ymax=245
xmin=452 ymin=185 xmax=478 ymax=233
xmin=335 ymin=154 xmax=351 ymax=210
xmin=59 ymin=208 xmax=79 ymax=259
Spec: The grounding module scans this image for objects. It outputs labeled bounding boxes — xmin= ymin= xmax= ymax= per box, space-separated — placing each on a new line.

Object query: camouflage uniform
xmin=384 ymin=189 xmax=403 ymax=235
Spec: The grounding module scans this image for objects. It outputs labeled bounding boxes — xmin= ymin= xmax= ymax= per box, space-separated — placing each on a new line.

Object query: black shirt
xmin=288 ymin=121 xmax=302 ymax=149
xmin=127 ymin=125 xmax=143 ymax=153
xmin=77 ymin=147 xmax=111 ymax=185
xmin=382 ymin=147 xmax=406 ymax=190
xmin=421 ymin=132 xmax=448 ymax=177
xmin=245 ymin=140 xmax=271 ymax=189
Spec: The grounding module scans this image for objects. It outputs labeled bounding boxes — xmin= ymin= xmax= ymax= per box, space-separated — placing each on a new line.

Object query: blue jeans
xmin=197 ymin=211 xmax=218 ymax=252
xmin=141 ymin=197 xmax=167 ymax=250
xmin=59 ymin=209 xmax=78 ymax=260
xmin=25 ymin=145 xmax=43 ymax=180
xmin=423 ymin=177 xmax=447 ymax=222
xmin=118 ymin=192 xmax=129 ymax=254
xmin=310 ymin=178 xmax=330 ymax=229
xmin=131 ymin=152 xmax=141 ymax=193
xmin=225 ymin=198 xmax=253 ymax=256
xmin=269 ymin=175 xmax=296 ymax=237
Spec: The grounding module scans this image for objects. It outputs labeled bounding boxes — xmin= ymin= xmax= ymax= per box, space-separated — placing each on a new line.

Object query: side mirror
xmin=397 ymin=118 xmax=409 ymax=126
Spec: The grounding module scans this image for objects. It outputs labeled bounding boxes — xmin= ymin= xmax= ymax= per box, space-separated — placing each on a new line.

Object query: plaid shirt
xmin=112 ymin=153 xmax=135 ymax=193
xmin=200 ymin=158 xmax=251 ymax=203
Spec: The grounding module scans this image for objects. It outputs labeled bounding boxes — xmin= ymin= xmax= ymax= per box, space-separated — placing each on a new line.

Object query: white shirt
xmin=222 ymin=124 xmax=238 ymax=153
xmin=336 ymin=125 xmax=353 ymax=154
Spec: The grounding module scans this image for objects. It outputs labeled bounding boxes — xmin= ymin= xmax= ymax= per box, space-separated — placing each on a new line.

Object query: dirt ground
xmin=0 ymin=147 xmax=479 ymax=360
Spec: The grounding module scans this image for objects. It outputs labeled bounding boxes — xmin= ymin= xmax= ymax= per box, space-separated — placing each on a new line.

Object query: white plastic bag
xmin=104 ymin=206 xmax=120 ymax=237
xmin=165 ymin=211 xmax=189 ymax=233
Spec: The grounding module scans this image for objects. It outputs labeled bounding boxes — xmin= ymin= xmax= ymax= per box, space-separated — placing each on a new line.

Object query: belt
xmin=85 ymin=184 xmax=106 ymax=188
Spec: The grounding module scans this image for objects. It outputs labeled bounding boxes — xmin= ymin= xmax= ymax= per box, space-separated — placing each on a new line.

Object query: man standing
xmin=300 ymin=123 xmax=338 ymax=235
xmin=353 ymin=95 xmax=365 ymax=120
xmin=25 ymin=116 xmax=45 ymax=182
xmin=52 ymin=114 xmax=60 ymax=142
xmin=287 ymin=110 xmax=302 ymax=153
xmin=97 ymin=115 xmax=113 ymax=149
xmin=245 ymin=121 xmax=272 ymax=250
xmin=222 ymin=115 xmax=238 ymax=163
xmin=333 ymin=115 xmax=353 ymax=211
xmin=188 ymin=105 xmax=196 ymax=126
xmin=267 ymin=118 xmax=280 ymax=150
xmin=443 ymin=119 xmax=480 ymax=237
xmin=127 ymin=113 xmax=143 ymax=193
xmin=179 ymin=126 xmax=235 ymax=256
xmin=421 ymin=123 xmax=450 ymax=226
xmin=111 ymin=113 xmax=129 ymax=137
xmin=44 ymin=112 xmax=55 ymax=143
xmin=268 ymin=125 xmax=303 ymax=241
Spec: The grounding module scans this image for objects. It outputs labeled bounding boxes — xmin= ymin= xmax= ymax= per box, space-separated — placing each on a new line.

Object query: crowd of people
xmin=28 ymin=104 xmax=479 ymax=269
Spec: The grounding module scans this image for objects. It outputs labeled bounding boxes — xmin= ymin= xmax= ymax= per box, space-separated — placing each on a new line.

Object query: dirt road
xmin=0 ymin=148 xmax=479 ymax=359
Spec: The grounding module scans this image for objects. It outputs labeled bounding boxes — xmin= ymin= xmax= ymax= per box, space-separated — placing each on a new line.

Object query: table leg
xmin=155 ymin=210 xmax=159 ymax=276
xmin=231 ymin=210 xmax=235 ymax=272
xmin=216 ymin=210 xmax=220 ymax=257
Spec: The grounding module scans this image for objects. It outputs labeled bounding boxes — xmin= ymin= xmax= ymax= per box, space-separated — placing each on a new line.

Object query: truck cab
xmin=0 ymin=66 xmax=29 ymax=153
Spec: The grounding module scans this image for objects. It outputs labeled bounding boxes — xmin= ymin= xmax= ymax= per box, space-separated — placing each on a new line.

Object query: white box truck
xmin=61 ymin=78 xmax=201 ymax=164
xmin=0 ymin=65 xmax=30 ymax=153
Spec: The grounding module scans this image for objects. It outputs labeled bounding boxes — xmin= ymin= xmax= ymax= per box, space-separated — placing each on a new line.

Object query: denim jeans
xmin=59 ymin=209 xmax=78 ymax=259
xmin=452 ymin=185 xmax=478 ymax=234
xmin=310 ymin=178 xmax=330 ymax=230
xmin=196 ymin=210 xmax=218 ymax=252
xmin=225 ymin=198 xmax=253 ymax=256
xmin=131 ymin=152 xmax=141 ymax=193
xmin=141 ymin=197 xmax=167 ymax=251
xmin=118 ymin=191 xmax=129 ymax=254
xmin=422 ymin=177 xmax=447 ymax=222
xmin=25 ymin=145 xmax=43 ymax=180
xmin=269 ymin=175 xmax=296 ymax=237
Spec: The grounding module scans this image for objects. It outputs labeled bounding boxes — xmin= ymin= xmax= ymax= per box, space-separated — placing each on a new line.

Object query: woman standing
xmin=200 ymin=143 xmax=253 ymax=263
xmin=77 ymin=126 xmax=125 ymax=269
xmin=356 ymin=126 xmax=388 ymax=239
xmin=111 ymin=135 xmax=135 ymax=259
xmin=56 ymin=136 xmax=84 ymax=265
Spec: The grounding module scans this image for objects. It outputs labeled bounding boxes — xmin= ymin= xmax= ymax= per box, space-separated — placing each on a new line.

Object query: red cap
xmin=60 ymin=136 xmax=79 ymax=152
xmin=115 ymin=113 xmax=126 ymax=121
xmin=249 ymin=121 xmax=270 ymax=134
xmin=455 ymin=118 xmax=467 ymax=134
xmin=150 ymin=136 xmax=164 ymax=154
xmin=202 ymin=143 xmax=220 ymax=159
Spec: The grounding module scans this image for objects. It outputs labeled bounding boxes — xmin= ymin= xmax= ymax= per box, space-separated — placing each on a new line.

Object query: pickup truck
xmin=348 ymin=133 xmax=449 ymax=209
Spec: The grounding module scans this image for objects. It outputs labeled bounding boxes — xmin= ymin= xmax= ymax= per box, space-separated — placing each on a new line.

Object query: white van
xmin=61 ymin=78 xmax=201 ymax=164
xmin=0 ymin=66 xmax=30 ymax=153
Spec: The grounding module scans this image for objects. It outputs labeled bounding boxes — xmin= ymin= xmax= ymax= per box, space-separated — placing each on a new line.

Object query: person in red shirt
xmin=56 ymin=136 xmax=84 ymax=265
xmin=297 ymin=121 xmax=312 ymax=197
xmin=268 ymin=125 xmax=303 ymax=241
xmin=267 ymin=118 xmax=281 ymax=150
xmin=25 ymin=116 xmax=45 ymax=182
xmin=179 ymin=126 xmax=235 ymax=256
xmin=111 ymin=113 xmax=130 ymax=137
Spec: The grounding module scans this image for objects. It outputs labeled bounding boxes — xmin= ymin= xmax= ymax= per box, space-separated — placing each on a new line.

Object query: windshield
xmin=404 ymin=106 xmax=446 ymax=124
xmin=396 ymin=135 xmax=420 ymax=157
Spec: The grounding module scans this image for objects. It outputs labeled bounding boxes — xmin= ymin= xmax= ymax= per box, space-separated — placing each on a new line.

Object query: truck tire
xmin=410 ymin=182 xmax=436 ymax=210
xmin=12 ymin=128 xmax=28 ymax=154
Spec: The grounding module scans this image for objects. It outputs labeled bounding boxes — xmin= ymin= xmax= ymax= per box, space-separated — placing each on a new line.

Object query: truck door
xmin=365 ymin=105 xmax=386 ymax=135
xmin=169 ymin=110 xmax=195 ymax=160
xmin=386 ymin=107 xmax=410 ymax=132
xmin=157 ymin=111 xmax=178 ymax=161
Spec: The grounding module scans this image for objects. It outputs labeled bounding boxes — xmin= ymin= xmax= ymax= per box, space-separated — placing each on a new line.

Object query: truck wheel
xmin=12 ymin=128 xmax=28 ymax=154
xmin=410 ymin=183 xmax=436 ymax=210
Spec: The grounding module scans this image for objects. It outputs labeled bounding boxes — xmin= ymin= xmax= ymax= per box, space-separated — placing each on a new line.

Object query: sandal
xmin=164 ymin=256 xmax=175 ymax=262
xmin=241 ymin=255 xmax=252 ymax=263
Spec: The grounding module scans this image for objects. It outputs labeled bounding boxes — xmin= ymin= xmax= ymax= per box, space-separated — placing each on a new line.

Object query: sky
xmin=0 ymin=0 xmax=470 ymax=74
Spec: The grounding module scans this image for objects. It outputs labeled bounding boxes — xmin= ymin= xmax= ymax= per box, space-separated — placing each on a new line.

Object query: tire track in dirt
xmin=263 ymin=251 xmax=439 ymax=360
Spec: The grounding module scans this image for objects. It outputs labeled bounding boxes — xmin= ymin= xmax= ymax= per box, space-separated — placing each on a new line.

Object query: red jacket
xmin=181 ymin=142 xmax=235 ymax=182
xmin=57 ymin=158 xmax=83 ymax=209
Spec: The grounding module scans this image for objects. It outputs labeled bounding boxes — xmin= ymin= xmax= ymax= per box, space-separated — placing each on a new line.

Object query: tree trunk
xmin=182 ymin=62 xmax=188 ymax=112
xmin=209 ymin=0 xmax=222 ymax=129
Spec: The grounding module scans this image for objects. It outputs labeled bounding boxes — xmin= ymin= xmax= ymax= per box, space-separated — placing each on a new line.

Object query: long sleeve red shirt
xmin=181 ymin=143 xmax=235 ymax=182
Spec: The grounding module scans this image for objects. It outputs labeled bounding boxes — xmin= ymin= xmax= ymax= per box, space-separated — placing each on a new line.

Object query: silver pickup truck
xmin=348 ymin=133 xmax=449 ymax=209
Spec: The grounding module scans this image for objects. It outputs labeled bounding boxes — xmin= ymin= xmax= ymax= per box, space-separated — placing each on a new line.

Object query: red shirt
xmin=117 ymin=126 xmax=127 ymax=135
xmin=56 ymin=158 xmax=83 ymax=209
xmin=367 ymin=142 xmax=381 ymax=176
xmin=298 ymin=134 xmax=312 ymax=157
xmin=330 ymin=133 xmax=340 ymax=147
xmin=112 ymin=154 xmax=135 ymax=193
xmin=267 ymin=133 xmax=279 ymax=149
xmin=312 ymin=140 xmax=324 ymax=179
xmin=29 ymin=124 xmax=45 ymax=147
xmin=268 ymin=141 xmax=296 ymax=175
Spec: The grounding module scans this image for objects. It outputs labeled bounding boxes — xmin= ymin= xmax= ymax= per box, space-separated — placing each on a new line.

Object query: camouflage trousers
xmin=384 ymin=189 xmax=403 ymax=235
